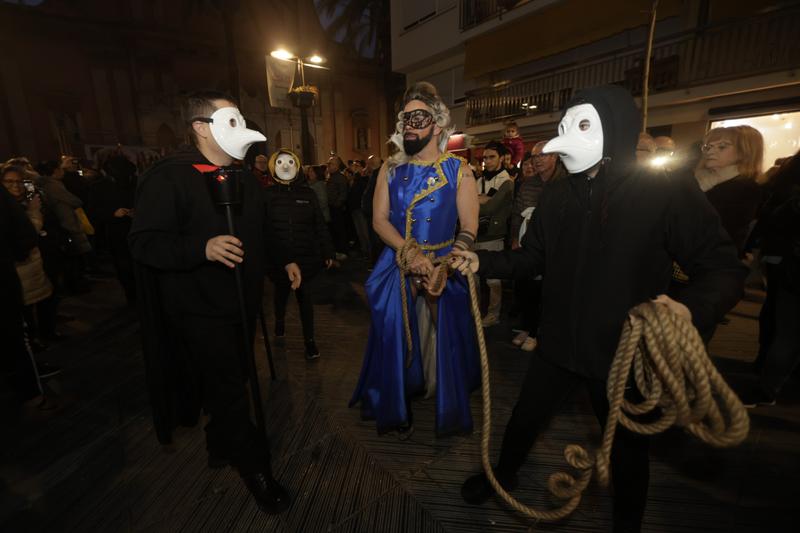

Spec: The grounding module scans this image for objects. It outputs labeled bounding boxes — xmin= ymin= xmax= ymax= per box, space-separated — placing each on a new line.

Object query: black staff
xmin=258 ymin=310 xmax=277 ymax=380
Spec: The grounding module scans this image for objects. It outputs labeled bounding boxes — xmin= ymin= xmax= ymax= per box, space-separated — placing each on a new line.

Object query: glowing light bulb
xmin=270 ymin=49 xmax=294 ymax=61
xmin=651 ymin=156 xmax=669 ymax=168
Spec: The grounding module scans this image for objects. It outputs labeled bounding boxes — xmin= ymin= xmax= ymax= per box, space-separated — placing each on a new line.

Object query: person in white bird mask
xmin=129 ymin=91 xmax=300 ymax=517
xmin=452 ymin=86 xmax=746 ymax=533
xmin=189 ymin=105 xmax=266 ymax=161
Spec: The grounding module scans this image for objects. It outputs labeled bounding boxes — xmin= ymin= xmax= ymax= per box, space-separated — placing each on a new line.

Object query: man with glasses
xmin=475 ymin=141 xmax=514 ymax=327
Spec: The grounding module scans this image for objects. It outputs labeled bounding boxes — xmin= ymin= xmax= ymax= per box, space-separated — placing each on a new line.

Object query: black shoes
xmin=242 ymin=472 xmax=291 ymax=514
xmin=305 ymin=339 xmax=320 ymax=360
xmin=461 ymin=470 xmax=518 ymax=505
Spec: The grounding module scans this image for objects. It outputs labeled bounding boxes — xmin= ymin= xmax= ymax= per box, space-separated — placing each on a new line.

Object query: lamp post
xmin=270 ymin=49 xmax=328 ymax=164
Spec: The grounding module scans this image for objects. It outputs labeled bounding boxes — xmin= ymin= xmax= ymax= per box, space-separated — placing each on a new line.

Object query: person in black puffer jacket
xmin=264 ymin=149 xmax=335 ymax=359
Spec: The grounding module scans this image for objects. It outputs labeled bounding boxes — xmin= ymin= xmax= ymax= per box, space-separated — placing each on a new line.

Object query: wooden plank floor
xmin=1 ymin=260 xmax=798 ymax=532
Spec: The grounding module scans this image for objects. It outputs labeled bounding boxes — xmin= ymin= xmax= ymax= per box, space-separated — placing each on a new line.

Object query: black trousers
xmin=514 ymin=277 xmax=542 ymax=334
xmin=22 ymin=296 xmax=57 ymax=340
xmin=273 ymin=276 xmax=315 ymax=342
xmin=329 ymin=207 xmax=349 ymax=254
xmin=496 ymin=354 xmax=650 ymax=533
xmin=0 ymin=270 xmax=42 ymax=402
xmin=174 ymin=316 xmax=269 ymax=476
xmin=758 ymin=263 xmax=800 ymax=397
xmin=109 ymin=233 xmax=136 ymax=304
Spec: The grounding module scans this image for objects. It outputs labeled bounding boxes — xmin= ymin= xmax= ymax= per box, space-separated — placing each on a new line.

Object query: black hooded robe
xmin=478 ymin=85 xmax=746 ymax=379
xmin=473 ymin=86 xmax=747 ymax=529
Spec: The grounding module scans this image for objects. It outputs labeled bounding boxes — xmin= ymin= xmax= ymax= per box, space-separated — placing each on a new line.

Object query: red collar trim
xmin=192 ymin=164 xmax=220 ymax=173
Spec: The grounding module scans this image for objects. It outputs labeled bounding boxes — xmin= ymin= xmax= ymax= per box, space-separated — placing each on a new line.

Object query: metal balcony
xmin=464 ymin=7 xmax=800 ymax=126
xmin=460 ymin=0 xmax=533 ymax=30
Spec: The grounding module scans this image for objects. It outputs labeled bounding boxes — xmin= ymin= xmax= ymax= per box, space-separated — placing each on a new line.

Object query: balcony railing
xmin=460 ymin=0 xmax=532 ymax=30
xmin=465 ymin=7 xmax=800 ymax=126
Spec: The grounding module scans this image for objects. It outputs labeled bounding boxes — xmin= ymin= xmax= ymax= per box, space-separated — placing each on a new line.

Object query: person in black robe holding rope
xmin=129 ymin=91 xmax=301 ymax=515
xmin=452 ymin=85 xmax=747 ymax=533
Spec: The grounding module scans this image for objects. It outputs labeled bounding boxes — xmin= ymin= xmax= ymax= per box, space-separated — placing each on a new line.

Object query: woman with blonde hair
xmin=695 ymin=125 xmax=763 ymax=255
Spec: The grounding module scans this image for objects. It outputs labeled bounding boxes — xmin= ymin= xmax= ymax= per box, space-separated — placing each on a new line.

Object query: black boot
xmin=461 ymin=470 xmax=518 ymax=505
xmin=304 ymin=339 xmax=320 ymax=360
xmin=242 ymin=472 xmax=291 ymax=514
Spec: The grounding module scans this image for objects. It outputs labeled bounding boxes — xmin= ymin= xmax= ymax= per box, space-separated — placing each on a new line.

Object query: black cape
xmin=131 ymin=149 xmax=206 ymax=444
xmin=129 ymin=147 xmax=286 ymax=444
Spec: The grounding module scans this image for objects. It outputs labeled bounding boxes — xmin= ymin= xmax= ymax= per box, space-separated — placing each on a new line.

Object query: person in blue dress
xmin=349 ymin=82 xmax=481 ymax=436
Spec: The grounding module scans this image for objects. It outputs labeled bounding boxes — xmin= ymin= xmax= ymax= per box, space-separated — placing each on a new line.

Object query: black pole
xmin=224 ymin=205 xmax=268 ymax=442
xmin=299 ymin=105 xmax=315 ymax=165
xmin=258 ymin=309 xmax=277 ymax=380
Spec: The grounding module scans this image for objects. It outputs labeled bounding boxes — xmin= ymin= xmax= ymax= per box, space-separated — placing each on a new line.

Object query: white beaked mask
xmin=208 ymin=107 xmax=266 ymax=160
xmin=274 ymin=153 xmax=298 ymax=182
xmin=543 ymin=103 xmax=604 ymax=174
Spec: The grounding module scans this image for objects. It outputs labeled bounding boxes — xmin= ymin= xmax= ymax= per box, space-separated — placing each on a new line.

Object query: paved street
xmin=1 ymin=260 xmax=797 ymax=532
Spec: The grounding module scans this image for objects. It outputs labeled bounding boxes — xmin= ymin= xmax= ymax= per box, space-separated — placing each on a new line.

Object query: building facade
xmin=0 ymin=0 xmax=393 ymax=167
xmin=391 ymin=0 xmax=800 ymax=167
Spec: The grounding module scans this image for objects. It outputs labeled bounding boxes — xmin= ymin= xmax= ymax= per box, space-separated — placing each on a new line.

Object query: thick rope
xmin=467 ymin=283 xmax=751 ymax=522
xmin=395 ymin=242 xmax=748 ymax=522
xmin=395 ymin=238 xmax=450 ymax=367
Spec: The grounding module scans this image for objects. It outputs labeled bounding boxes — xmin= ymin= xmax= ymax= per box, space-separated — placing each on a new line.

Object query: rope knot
xmin=396 ymin=238 xmax=421 ymax=273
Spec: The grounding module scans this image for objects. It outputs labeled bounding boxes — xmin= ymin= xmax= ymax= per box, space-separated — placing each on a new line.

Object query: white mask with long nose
xmin=208 ymin=107 xmax=266 ymax=160
xmin=542 ymin=103 xmax=604 ymax=174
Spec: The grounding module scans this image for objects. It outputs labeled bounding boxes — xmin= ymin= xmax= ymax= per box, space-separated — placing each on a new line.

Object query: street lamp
xmin=270 ymin=49 xmax=329 ymax=163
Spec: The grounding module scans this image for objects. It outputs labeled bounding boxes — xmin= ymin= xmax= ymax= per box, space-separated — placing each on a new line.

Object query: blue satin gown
xmin=349 ymin=153 xmax=480 ymax=436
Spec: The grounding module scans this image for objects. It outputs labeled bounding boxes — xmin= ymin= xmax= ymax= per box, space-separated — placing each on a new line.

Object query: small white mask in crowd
xmin=268 ymin=150 xmax=301 ymax=184
xmin=208 ymin=107 xmax=266 ymax=160
xmin=274 ymin=153 xmax=298 ymax=182
xmin=543 ymin=103 xmax=604 ymax=174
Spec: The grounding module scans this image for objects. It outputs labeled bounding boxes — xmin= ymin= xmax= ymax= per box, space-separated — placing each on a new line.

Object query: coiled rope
xmin=470 ymin=293 xmax=751 ymax=522
xmin=396 ymin=239 xmax=750 ymax=522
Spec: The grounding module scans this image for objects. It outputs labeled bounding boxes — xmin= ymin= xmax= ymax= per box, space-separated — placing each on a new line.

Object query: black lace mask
xmin=402 ymin=109 xmax=434 ymax=130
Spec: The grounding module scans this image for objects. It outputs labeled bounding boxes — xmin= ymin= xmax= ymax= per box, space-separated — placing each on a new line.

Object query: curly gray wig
xmin=388 ymin=82 xmax=455 ymax=173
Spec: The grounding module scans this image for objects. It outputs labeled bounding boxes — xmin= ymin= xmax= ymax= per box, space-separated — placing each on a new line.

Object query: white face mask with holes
xmin=274 ymin=153 xmax=298 ymax=183
xmin=208 ymin=107 xmax=266 ymax=160
xmin=542 ymin=103 xmax=604 ymax=174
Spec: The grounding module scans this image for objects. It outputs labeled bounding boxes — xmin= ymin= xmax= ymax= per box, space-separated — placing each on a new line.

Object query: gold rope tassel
xmin=465 ymin=277 xmax=751 ymax=522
